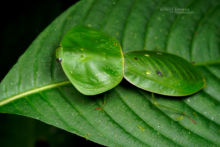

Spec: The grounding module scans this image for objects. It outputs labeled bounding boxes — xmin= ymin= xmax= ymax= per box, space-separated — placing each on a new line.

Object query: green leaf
xmin=124 ymin=50 xmax=205 ymax=96
xmin=57 ymin=26 xmax=123 ymax=95
xmin=0 ymin=0 xmax=220 ymax=146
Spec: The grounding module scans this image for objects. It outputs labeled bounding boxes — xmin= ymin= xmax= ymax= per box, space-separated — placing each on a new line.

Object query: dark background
xmin=0 ymin=0 xmax=103 ymax=146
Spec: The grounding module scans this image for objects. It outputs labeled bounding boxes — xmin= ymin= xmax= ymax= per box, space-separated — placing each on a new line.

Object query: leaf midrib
xmin=0 ymin=81 xmax=71 ymax=106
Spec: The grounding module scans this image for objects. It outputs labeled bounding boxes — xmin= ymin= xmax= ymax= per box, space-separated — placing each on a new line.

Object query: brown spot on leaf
xmin=95 ymin=106 xmax=104 ymax=110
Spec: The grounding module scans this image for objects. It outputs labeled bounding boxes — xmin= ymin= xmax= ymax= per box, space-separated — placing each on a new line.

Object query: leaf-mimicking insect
xmin=57 ymin=26 xmax=205 ymax=96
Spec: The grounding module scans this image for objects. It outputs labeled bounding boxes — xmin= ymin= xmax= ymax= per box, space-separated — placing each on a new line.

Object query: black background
xmin=0 ymin=0 xmax=103 ymax=146
xmin=0 ymin=0 xmax=74 ymax=81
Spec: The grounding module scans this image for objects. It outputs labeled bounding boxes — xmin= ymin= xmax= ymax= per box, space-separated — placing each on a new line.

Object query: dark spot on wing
xmin=134 ymin=57 xmax=138 ymax=60
xmin=156 ymin=70 xmax=163 ymax=77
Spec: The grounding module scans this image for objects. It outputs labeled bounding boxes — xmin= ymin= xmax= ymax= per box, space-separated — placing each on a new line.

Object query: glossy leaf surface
xmin=57 ymin=26 xmax=123 ymax=95
xmin=0 ymin=0 xmax=219 ymax=146
xmin=124 ymin=51 xmax=205 ymax=96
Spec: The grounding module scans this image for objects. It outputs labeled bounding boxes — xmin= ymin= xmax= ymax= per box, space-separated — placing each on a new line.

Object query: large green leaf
xmin=0 ymin=0 xmax=219 ymax=146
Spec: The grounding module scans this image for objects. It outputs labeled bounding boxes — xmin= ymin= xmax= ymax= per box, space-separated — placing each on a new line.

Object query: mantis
xmin=56 ymin=26 xmax=205 ymax=96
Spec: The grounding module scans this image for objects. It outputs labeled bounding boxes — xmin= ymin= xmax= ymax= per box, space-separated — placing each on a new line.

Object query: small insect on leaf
xmin=124 ymin=50 xmax=205 ymax=96
xmin=56 ymin=26 xmax=124 ymax=95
